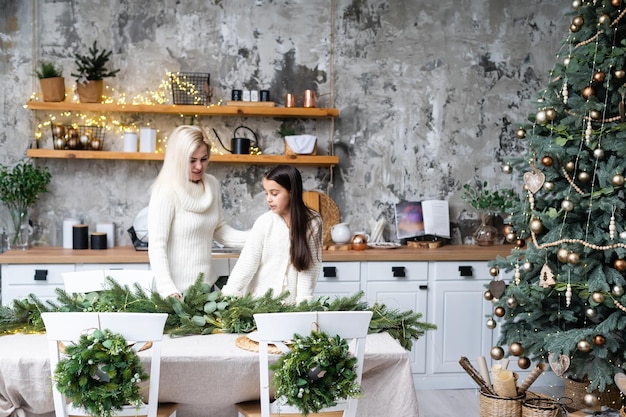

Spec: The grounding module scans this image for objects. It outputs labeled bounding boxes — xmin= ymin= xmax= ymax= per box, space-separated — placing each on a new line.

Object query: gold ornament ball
xmin=591 ymin=291 xmax=605 ymax=304
xmin=583 ymin=393 xmax=600 ymax=411
xmin=612 ymin=285 xmax=624 ymax=297
xmin=612 ymin=174 xmax=625 ymax=186
xmin=599 ymin=13 xmax=611 ymax=25
xmin=489 ymin=267 xmax=499 ymax=277
xmin=505 ymin=232 xmax=517 ymax=243
xmin=557 ymin=248 xmax=570 ymax=263
xmin=509 ymin=342 xmax=524 ymax=356
xmin=543 ymin=181 xmax=554 ymax=191
xmin=593 ymin=147 xmax=605 ymax=159
xmin=515 ymin=128 xmax=526 ymax=139
xmin=593 ymin=71 xmax=606 ymax=83
xmin=612 ymin=0 xmax=622 ymax=7
xmin=572 ymin=0 xmax=581 ymax=7
xmin=484 ymin=290 xmax=494 ymax=301
xmin=52 ymin=124 xmax=65 ymax=138
xmin=565 ymin=161 xmax=576 ymax=172
xmin=494 ymin=306 xmax=506 ymax=318
xmin=615 ymin=69 xmax=626 ymax=79
xmin=545 ymin=108 xmax=557 ymax=121
xmin=578 ymin=171 xmax=590 ymax=183
xmin=535 ymin=110 xmax=547 ymax=124
xmin=582 ymin=86 xmax=596 ymax=99
xmin=589 ymin=109 xmax=601 ymax=120
xmin=568 ymin=252 xmax=580 ymax=264
xmin=541 ymin=156 xmax=553 ymax=167
xmin=530 ymin=219 xmax=543 ymax=233
xmin=577 ymin=339 xmax=591 ymax=352
xmin=614 ymin=259 xmax=626 ymax=271
xmin=593 ymin=335 xmax=606 ymax=346
xmin=89 ymin=138 xmax=101 ymax=150
xmin=351 ymin=234 xmax=368 ymax=251
xmin=586 ymin=307 xmax=597 ymax=318
xmin=572 ymin=15 xmax=584 ymax=27
xmin=522 ymin=261 xmax=532 ymax=272
xmin=561 ymin=199 xmax=574 ymax=212
xmin=490 ymin=346 xmax=505 ymax=360
xmin=506 ymin=297 xmax=518 ymax=309
xmin=501 ymin=163 xmax=512 ymax=174
xmin=570 ymin=24 xmax=580 ymax=32
xmin=486 ymin=318 xmax=497 ymax=329
xmin=503 ymin=224 xmax=514 ymax=235
xmin=518 ymin=357 xmax=531 ymax=369
xmin=515 ymin=239 xmax=526 ymax=248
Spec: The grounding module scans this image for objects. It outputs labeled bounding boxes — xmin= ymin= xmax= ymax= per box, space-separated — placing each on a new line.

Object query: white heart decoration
xmin=524 ymin=170 xmax=546 ymax=194
xmin=548 ymin=352 xmax=570 ymax=377
xmin=614 ymin=373 xmax=626 ymax=395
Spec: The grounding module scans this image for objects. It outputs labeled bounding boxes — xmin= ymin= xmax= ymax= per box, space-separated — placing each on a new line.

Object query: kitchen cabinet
xmin=314 ymin=261 xmax=361 ymax=299
xmin=25 ymin=101 xmax=339 ymax=166
xmin=1 ymin=264 xmax=74 ymax=305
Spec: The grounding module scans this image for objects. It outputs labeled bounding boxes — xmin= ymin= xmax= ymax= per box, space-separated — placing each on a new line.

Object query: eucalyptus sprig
xmin=462 ymin=180 xmax=518 ymax=214
xmin=0 ymin=160 xmax=51 ymax=212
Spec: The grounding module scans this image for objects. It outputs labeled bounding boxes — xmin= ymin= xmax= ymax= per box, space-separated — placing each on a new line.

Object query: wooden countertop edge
xmin=0 ymin=245 xmax=513 ymax=264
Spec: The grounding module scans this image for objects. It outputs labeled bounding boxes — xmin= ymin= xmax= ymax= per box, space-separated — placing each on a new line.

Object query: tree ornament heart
xmin=548 ymin=352 xmax=570 ymax=377
xmin=614 ymin=373 xmax=626 ymax=395
xmin=524 ymin=170 xmax=546 ymax=194
xmin=488 ymin=280 xmax=506 ymax=299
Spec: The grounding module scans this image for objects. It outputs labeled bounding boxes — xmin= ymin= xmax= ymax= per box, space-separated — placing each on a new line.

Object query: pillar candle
xmin=72 ymin=224 xmax=89 ymax=250
xmin=123 ymin=132 xmax=137 ymax=152
xmin=96 ymin=222 xmax=115 ymax=248
xmin=63 ymin=219 xmax=80 ymax=249
xmin=90 ymin=232 xmax=107 ymax=250
xmin=139 ymin=127 xmax=157 ymax=153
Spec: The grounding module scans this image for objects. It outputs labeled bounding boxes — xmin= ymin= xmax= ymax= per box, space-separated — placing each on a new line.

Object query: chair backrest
xmin=42 ymin=312 xmax=167 ymax=417
xmin=62 ymin=270 xmax=155 ymax=293
xmin=252 ymin=311 xmax=372 ymax=417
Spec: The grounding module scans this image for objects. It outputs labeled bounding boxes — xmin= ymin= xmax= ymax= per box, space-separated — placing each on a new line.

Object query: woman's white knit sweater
xmin=148 ymin=174 xmax=248 ymax=297
xmin=221 ymin=210 xmax=322 ymax=304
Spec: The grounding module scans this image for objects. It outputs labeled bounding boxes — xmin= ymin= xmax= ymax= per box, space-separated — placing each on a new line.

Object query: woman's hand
xmin=169 ymin=292 xmax=182 ymax=300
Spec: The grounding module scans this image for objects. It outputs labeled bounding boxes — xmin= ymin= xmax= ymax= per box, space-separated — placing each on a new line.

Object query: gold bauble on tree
xmin=593 ymin=147 xmax=605 ymax=159
xmin=486 ymin=318 xmax=497 ymax=329
xmin=565 ymin=161 xmax=576 ymax=171
xmin=541 ymin=156 xmax=553 ymax=167
xmin=572 ymin=15 xmax=584 ymax=26
xmin=515 ymin=238 xmax=526 ymax=248
xmin=577 ymin=339 xmax=591 ymax=352
xmin=557 ymin=248 xmax=570 ymax=262
xmin=593 ymin=71 xmax=606 ymax=83
xmin=612 ymin=174 xmax=625 ymax=186
xmin=614 ymin=69 xmax=626 ymax=79
xmin=484 ymin=290 xmax=494 ymax=301
xmin=494 ymin=306 xmax=505 ymax=317
xmin=568 ymin=252 xmax=580 ymax=264
xmin=593 ymin=335 xmax=606 ymax=346
xmin=489 ymin=267 xmax=499 ymax=277
xmin=612 ymin=0 xmax=622 ymax=7
xmin=490 ymin=346 xmax=505 ymax=360
xmin=518 ymin=357 xmax=531 ymax=369
xmin=535 ymin=110 xmax=547 ymax=124
xmin=515 ymin=128 xmax=526 ymax=139
xmin=583 ymin=393 xmax=601 ymax=411
xmin=582 ymin=86 xmax=596 ymax=99
xmin=543 ymin=181 xmax=554 ymax=191
xmin=614 ymin=259 xmax=626 ymax=271
xmin=612 ymin=285 xmax=624 ymax=296
xmin=599 ymin=13 xmax=611 ymax=25
xmin=545 ymin=108 xmax=557 ymax=121
xmin=509 ymin=342 xmax=524 ymax=356
xmin=590 ymin=109 xmax=601 ymax=120
xmin=505 ymin=232 xmax=516 ymax=243
xmin=530 ymin=219 xmax=543 ymax=233
xmin=561 ymin=199 xmax=574 ymax=212
xmin=570 ymin=23 xmax=580 ymax=32
xmin=591 ymin=291 xmax=605 ymax=304
xmin=503 ymin=224 xmax=514 ymax=235
xmin=578 ymin=171 xmax=590 ymax=183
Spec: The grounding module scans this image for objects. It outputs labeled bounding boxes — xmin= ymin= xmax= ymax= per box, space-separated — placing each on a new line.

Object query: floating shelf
xmin=26 ymin=149 xmax=339 ymax=167
xmin=25 ymin=101 xmax=339 ymax=118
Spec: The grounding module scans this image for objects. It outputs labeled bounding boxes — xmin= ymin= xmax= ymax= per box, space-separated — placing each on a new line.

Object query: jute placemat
xmin=235 ymin=335 xmax=283 ymax=354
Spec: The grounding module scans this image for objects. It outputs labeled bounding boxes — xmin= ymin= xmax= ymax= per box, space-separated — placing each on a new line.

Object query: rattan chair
xmin=42 ymin=312 xmax=177 ymax=417
xmin=235 ymin=311 xmax=372 ymax=417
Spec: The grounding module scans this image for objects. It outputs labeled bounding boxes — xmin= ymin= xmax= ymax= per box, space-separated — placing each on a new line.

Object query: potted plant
xmin=36 ymin=61 xmax=65 ymax=102
xmin=0 ymin=160 xmax=51 ymax=249
xmin=71 ymin=41 xmax=119 ymax=103
xmin=462 ymin=181 xmax=517 ymax=246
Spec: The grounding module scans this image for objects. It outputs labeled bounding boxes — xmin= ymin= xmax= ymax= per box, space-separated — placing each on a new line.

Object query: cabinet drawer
xmin=2 ymin=264 xmax=74 ymax=285
xmin=366 ymin=261 xmax=427 ymax=281
xmin=429 ymin=261 xmax=494 ymax=281
xmin=75 ymin=263 xmax=150 ymax=271
xmin=318 ymin=262 xmax=360 ymax=282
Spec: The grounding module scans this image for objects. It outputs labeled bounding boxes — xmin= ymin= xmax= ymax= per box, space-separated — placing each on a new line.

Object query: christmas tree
xmin=490 ymin=0 xmax=626 ymax=398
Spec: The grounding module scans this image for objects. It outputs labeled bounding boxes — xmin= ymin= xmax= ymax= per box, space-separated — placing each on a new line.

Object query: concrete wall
xmin=0 ymin=0 xmax=566 ymax=246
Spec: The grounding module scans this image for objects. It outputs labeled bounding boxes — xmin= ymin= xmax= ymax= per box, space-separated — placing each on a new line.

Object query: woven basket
xmin=564 ymin=377 xmax=622 ymax=411
xmin=284 ymin=139 xmax=317 ymax=155
xmin=521 ymin=397 xmax=560 ymax=417
xmin=621 ymin=406 xmax=626 ymax=417
xmin=480 ymin=391 xmax=524 ymax=417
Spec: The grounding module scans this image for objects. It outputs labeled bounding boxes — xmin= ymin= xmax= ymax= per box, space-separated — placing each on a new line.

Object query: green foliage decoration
xmin=72 ymin=41 xmax=120 ymax=81
xmin=53 ymin=329 xmax=147 ymax=417
xmin=271 ymin=331 xmax=362 ymax=416
xmin=462 ymin=181 xmax=518 ymax=214
xmin=36 ymin=61 xmax=63 ymax=79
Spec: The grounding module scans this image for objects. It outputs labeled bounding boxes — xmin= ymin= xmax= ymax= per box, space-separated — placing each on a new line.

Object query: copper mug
xmin=303 ymin=90 xmax=316 ymax=108
xmin=285 ymin=93 xmax=295 ymax=108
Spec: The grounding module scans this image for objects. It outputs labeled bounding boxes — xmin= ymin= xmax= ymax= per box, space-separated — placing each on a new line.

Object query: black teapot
xmin=213 ymin=125 xmax=258 ymax=154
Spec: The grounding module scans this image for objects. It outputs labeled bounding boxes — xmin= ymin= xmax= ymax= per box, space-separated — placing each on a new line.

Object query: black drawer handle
xmin=419 ymin=285 xmax=428 ymax=290
xmin=323 ymin=266 xmax=337 ymax=278
xmin=392 ymin=266 xmax=406 ymax=278
xmin=34 ymin=269 xmax=48 ymax=281
xmin=458 ymin=266 xmax=473 ymax=277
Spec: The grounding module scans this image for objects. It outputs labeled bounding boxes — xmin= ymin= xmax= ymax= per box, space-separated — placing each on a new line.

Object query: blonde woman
xmin=148 ymin=125 xmax=248 ymax=299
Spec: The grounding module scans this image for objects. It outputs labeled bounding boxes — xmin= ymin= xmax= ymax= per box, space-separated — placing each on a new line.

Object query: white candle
xmin=139 ymin=128 xmax=157 ymax=153
xmin=63 ymin=219 xmax=80 ymax=249
xmin=123 ymin=132 xmax=137 ymax=152
xmin=96 ymin=222 xmax=115 ymax=248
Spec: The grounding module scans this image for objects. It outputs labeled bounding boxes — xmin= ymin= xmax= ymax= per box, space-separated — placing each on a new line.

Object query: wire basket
xmin=51 ymin=124 xmax=106 ymax=151
xmin=169 ymin=72 xmax=210 ymax=105
xmin=521 ymin=398 xmax=560 ymax=417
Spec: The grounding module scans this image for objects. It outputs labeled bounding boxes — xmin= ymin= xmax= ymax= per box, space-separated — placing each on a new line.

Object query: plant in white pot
xmin=0 ymin=160 xmax=51 ymax=249
xmin=36 ymin=61 xmax=65 ymax=102
xmin=72 ymin=41 xmax=119 ymax=103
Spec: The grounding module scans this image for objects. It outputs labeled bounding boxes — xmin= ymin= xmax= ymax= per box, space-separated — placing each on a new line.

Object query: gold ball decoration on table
xmin=494 ymin=306 xmax=506 ymax=318
xmin=591 ymin=291 xmax=605 ymax=304
xmin=612 ymin=174 xmax=625 ymax=186
xmin=518 ymin=356 xmax=531 ymax=369
xmin=515 ymin=127 xmax=526 ymax=139
xmin=486 ymin=318 xmax=497 ymax=329
xmin=614 ymin=259 xmax=626 ymax=271
xmin=509 ymin=342 xmax=524 ymax=356
xmin=612 ymin=285 xmax=624 ymax=297
xmin=484 ymin=290 xmax=494 ymax=301
xmin=593 ymin=71 xmax=606 ymax=83
xmin=490 ymin=346 xmax=505 ymax=360
xmin=351 ymin=234 xmax=368 ymax=251
xmin=541 ymin=156 xmax=553 ymax=167
xmin=593 ymin=335 xmax=606 ymax=346
xmin=577 ymin=339 xmax=591 ymax=352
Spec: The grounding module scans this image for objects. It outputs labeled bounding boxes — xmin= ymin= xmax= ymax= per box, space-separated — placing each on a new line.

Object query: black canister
xmin=72 ymin=224 xmax=89 ymax=249
xmin=90 ymin=232 xmax=107 ymax=250
xmin=231 ymin=89 xmax=242 ymax=101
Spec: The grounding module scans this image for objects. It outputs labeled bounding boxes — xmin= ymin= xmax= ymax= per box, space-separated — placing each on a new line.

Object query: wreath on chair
xmin=53 ymin=328 xmax=148 ymax=417
xmin=271 ymin=330 xmax=363 ymax=416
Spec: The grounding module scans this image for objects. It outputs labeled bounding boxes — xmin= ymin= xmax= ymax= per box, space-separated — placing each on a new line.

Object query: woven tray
xmin=235 ymin=335 xmax=283 ymax=354
xmin=480 ymin=391 xmax=525 ymax=417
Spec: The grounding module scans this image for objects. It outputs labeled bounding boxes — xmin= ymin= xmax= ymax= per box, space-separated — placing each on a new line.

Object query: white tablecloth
xmin=0 ymin=332 xmax=419 ymax=417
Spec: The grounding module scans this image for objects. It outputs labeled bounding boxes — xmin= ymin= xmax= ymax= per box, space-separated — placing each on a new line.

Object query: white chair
xmin=235 ymin=311 xmax=373 ymax=417
xmin=41 ymin=312 xmax=177 ymax=417
xmin=62 ymin=270 xmax=155 ymax=293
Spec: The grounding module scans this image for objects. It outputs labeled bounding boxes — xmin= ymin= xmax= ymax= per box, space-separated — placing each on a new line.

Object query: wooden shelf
xmin=26 ymin=149 xmax=339 ymax=166
xmin=25 ymin=101 xmax=339 ymax=118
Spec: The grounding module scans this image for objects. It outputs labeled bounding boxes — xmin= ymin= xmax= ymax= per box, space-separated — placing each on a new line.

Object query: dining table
xmin=0 ymin=331 xmax=419 ymax=417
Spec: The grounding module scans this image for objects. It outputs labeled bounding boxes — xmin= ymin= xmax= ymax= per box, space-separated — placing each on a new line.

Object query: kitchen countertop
xmin=0 ymin=245 xmax=514 ymax=264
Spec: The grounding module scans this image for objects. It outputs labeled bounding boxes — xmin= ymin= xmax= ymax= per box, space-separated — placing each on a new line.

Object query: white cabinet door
xmin=314 ymin=262 xmax=361 ymax=299
xmin=366 ymin=274 xmax=428 ymax=374
xmin=1 ymin=264 xmax=75 ymax=306
xmin=75 ymin=263 xmax=150 ymax=271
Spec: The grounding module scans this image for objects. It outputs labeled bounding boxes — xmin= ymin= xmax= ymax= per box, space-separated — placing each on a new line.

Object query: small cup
xmin=285 ymin=93 xmax=295 ymax=108
xmin=303 ymin=89 xmax=316 ymax=108
xmin=231 ymin=89 xmax=242 ymax=101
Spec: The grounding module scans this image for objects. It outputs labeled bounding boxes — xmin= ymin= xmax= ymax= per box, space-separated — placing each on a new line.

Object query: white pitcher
xmin=330 ymin=223 xmax=351 ymax=244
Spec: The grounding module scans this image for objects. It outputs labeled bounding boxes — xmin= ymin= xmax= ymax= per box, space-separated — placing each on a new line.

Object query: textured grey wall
xmin=0 ymin=0 xmax=566 ymax=246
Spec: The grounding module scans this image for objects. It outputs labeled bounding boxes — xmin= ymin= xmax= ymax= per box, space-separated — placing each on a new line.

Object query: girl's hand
xmin=169 ymin=292 xmax=182 ymax=300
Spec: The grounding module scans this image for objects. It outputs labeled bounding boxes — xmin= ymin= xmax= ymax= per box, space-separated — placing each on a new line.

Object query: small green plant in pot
xmin=36 ymin=61 xmax=65 ymax=102
xmin=0 ymin=160 xmax=52 ymax=249
xmin=462 ymin=181 xmax=518 ymax=246
xmin=72 ymin=41 xmax=120 ymax=103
